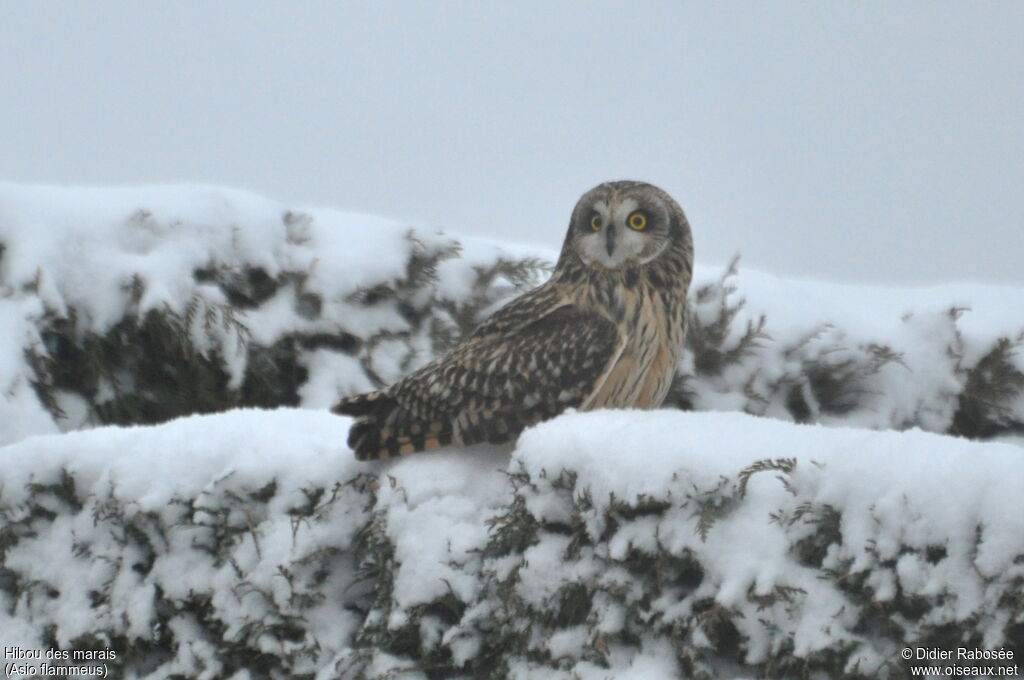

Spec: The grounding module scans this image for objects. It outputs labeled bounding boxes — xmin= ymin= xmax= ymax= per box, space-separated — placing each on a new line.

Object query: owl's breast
xmin=582 ymin=281 xmax=686 ymax=410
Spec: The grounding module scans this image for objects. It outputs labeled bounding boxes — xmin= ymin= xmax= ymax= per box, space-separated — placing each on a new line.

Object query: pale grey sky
xmin=2 ymin=1 xmax=1022 ymax=285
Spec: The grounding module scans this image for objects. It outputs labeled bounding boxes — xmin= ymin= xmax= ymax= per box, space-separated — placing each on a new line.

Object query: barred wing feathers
xmin=333 ymin=303 xmax=620 ymax=460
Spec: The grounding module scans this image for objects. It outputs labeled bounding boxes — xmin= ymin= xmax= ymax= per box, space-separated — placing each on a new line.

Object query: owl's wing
xmin=463 ymin=284 xmax=567 ymax=341
xmin=334 ymin=304 xmax=621 ymax=460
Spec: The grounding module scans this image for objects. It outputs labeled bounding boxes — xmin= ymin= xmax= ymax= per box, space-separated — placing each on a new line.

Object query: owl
xmin=334 ymin=180 xmax=694 ymax=460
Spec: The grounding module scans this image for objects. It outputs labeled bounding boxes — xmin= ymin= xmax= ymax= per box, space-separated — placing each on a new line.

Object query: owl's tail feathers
xmin=332 ymin=390 xmax=394 ymax=460
xmin=332 ymin=390 xmax=454 ymax=461
xmin=332 ymin=389 xmax=391 ymax=418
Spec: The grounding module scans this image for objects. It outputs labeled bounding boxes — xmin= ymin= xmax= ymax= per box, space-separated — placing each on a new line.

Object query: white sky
xmin=2 ymin=1 xmax=1022 ymax=285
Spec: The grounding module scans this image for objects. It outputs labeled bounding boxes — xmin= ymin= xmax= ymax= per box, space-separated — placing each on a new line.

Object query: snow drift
xmin=1 ymin=183 xmax=1023 ymax=678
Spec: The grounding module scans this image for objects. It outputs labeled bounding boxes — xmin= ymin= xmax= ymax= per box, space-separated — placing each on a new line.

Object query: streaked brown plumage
xmin=334 ymin=180 xmax=694 ymax=460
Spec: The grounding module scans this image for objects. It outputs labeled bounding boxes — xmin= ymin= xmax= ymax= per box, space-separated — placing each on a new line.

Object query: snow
xmin=510 ymin=411 xmax=1024 ymax=668
xmin=0 ymin=182 xmax=444 ymax=333
xmin=0 ymin=183 xmax=537 ymax=444
xmin=1 ymin=407 xmax=1022 ymax=676
xmin=379 ymin=445 xmax=510 ymax=609
xmin=682 ymin=263 xmax=1024 ymax=434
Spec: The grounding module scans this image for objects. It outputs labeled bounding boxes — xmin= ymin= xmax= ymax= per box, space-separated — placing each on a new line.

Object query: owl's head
xmin=561 ymin=180 xmax=690 ymax=271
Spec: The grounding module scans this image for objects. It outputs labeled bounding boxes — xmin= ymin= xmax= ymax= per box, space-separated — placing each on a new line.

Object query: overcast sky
xmin=2 ymin=1 xmax=1022 ymax=285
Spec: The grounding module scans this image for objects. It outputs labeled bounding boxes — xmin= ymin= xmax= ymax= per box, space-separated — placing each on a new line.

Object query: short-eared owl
xmin=334 ymin=181 xmax=694 ymax=460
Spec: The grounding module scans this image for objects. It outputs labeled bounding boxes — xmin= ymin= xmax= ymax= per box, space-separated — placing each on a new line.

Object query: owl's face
xmin=567 ymin=182 xmax=681 ymax=271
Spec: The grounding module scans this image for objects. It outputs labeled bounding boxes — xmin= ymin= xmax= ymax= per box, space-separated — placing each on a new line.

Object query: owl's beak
xmin=605 ymin=224 xmax=616 ymax=256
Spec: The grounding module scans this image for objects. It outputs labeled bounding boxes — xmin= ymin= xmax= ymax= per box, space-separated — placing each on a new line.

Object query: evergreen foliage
xmin=2 ymin=433 xmax=1021 ymax=679
xmin=22 ymin=227 xmax=545 ymax=429
xmin=15 ymin=237 xmax=1024 ymax=443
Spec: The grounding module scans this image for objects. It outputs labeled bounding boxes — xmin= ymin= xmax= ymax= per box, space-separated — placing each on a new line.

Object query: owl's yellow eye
xmin=627 ymin=211 xmax=648 ymax=231
xmin=589 ymin=214 xmax=601 ymax=231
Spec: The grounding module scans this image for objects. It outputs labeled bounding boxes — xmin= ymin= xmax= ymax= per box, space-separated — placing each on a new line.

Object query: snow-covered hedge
xmin=1 ymin=409 xmax=1022 ymax=678
xmin=2 ymin=184 xmax=1023 ymax=447
xmin=0 ymin=184 xmax=544 ymax=446
xmin=2 ymin=184 xmax=1024 ymax=678
xmin=2 ymin=183 xmax=1024 ymax=446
